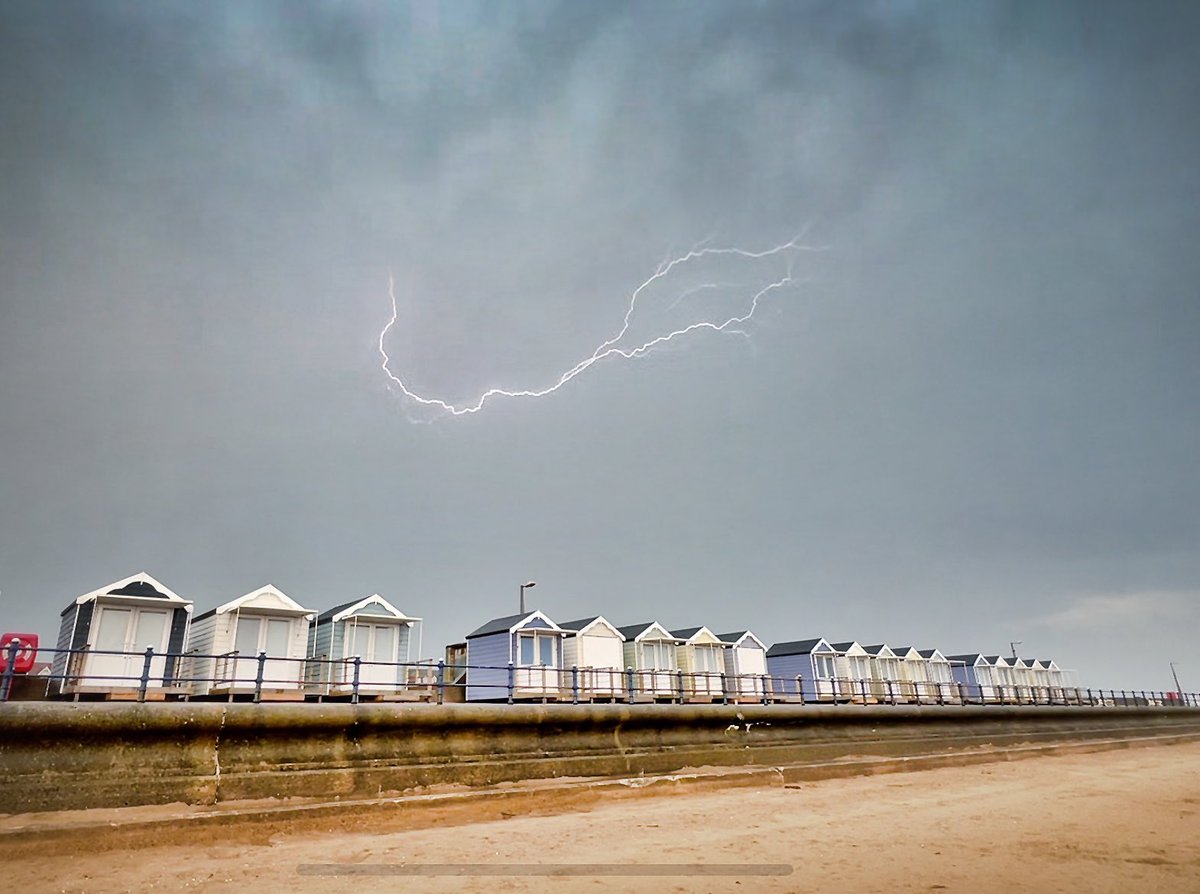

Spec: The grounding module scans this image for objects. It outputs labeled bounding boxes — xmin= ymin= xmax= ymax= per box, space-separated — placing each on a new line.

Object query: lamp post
xmin=519 ymin=581 xmax=536 ymax=614
xmin=1009 ymin=641 xmax=1023 ymax=660
xmin=1171 ymin=662 xmax=1183 ymax=696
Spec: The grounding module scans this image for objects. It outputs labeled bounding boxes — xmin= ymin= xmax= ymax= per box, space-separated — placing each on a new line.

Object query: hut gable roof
xmin=615 ymin=621 xmax=679 ymax=643
xmin=830 ymin=641 xmax=868 ymax=656
xmin=195 ymin=584 xmax=315 ymax=622
xmin=467 ymin=610 xmax=562 ymax=639
xmin=766 ymin=637 xmax=831 ymax=658
xmin=670 ymin=626 xmax=724 ymax=646
xmin=917 ymin=648 xmax=948 ymax=661
xmin=717 ymin=631 xmax=767 ymax=650
xmin=73 ymin=572 xmax=190 ymax=608
xmin=861 ymin=644 xmax=896 ymax=658
xmin=893 ymin=647 xmax=922 ymax=659
xmin=317 ymin=593 xmax=419 ymax=624
xmin=558 ymin=616 xmax=622 ymax=638
xmin=946 ymin=654 xmax=988 ymax=666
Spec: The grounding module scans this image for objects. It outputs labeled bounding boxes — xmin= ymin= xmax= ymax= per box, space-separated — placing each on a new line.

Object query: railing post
xmin=436 ymin=660 xmax=445 ymax=705
xmin=571 ymin=665 xmax=579 ymax=704
xmin=887 ymin=679 xmax=896 ymax=706
xmin=719 ymin=672 xmax=728 ymax=705
xmin=626 ymin=667 xmax=635 ymax=704
xmin=0 ymin=640 xmax=19 ymax=702
xmin=507 ymin=662 xmax=515 ymax=704
xmin=676 ymin=669 xmax=684 ymax=704
xmin=760 ymin=675 xmax=769 ymax=705
xmin=253 ymin=651 xmax=267 ymax=703
xmin=351 ymin=657 xmax=362 ymax=704
xmin=859 ymin=678 xmax=868 ymax=705
xmin=137 ymin=647 xmax=154 ymax=702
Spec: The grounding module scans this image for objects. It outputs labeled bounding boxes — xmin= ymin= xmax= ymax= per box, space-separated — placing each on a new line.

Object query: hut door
xmin=91 ymin=606 xmax=134 ymax=684
xmin=232 ymin=617 xmax=298 ymax=688
xmin=347 ymin=622 xmax=399 ymax=690
xmin=89 ymin=605 xmax=170 ymax=687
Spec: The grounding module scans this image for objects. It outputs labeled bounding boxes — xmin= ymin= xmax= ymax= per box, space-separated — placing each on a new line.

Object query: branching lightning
xmin=378 ymin=231 xmax=819 ymax=418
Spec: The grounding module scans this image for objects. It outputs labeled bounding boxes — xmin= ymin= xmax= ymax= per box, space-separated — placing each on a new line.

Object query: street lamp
xmin=1009 ymin=641 xmax=1023 ymax=660
xmin=519 ymin=581 xmax=536 ymax=614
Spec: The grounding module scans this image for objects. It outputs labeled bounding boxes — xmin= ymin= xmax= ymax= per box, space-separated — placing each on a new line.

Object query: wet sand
xmin=8 ymin=741 xmax=1200 ymax=893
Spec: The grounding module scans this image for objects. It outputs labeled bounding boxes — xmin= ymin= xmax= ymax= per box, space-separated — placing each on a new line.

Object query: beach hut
xmin=947 ymin=654 xmax=1001 ymax=703
xmin=917 ymin=648 xmax=958 ymax=702
xmin=988 ymin=655 xmax=1019 ymax=702
xmin=50 ymin=572 xmax=192 ymax=696
xmin=617 ymin=622 xmax=683 ymax=699
xmin=892 ymin=646 xmax=934 ymax=703
xmin=559 ymin=616 xmax=625 ymax=699
xmin=830 ymin=641 xmax=874 ymax=702
xmin=862 ymin=644 xmax=905 ymax=702
xmin=187 ymin=585 xmax=315 ymax=697
xmin=465 ymin=610 xmax=567 ymax=702
xmin=670 ymin=626 xmax=729 ymax=700
xmin=765 ymin=637 xmax=838 ymax=701
xmin=717 ymin=630 xmax=768 ymax=700
xmin=307 ymin=594 xmax=422 ymax=696
xmin=1007 ymin=657 xmax=1035 ymax=703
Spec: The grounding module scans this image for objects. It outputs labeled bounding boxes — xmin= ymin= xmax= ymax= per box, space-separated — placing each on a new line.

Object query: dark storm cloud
xmin=0 ymin=1 xmax=1197 ymax=688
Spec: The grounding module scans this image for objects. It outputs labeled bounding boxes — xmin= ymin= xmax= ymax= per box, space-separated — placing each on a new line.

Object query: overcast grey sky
xmin=1 ymin=1 xmax=1197 ymax=689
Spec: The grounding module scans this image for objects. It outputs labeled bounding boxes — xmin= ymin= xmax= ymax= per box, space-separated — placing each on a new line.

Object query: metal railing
xmin=2 ymin=641 xmax=1198 ymax=709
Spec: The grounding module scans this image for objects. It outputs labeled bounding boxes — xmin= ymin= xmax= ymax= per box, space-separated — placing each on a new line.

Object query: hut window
xmin=96 ymin=608 xmax=133 ymax=651
xmin=694 ymin=645 xmax=722 ymax=673
xmin=235 ymin=618 xmax=261 ymax=655
xmin=349 ymin=622 xmax=398 ymax=662
xmin=517 ymin=632 xmax=558 ymax=667
xmin=640 ymin=640 xmax=674 ymax=670
xmin=814 ymin=654 xmax=835 ymax=678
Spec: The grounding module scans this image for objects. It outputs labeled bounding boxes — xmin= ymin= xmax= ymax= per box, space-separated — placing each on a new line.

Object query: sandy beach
xmin=8 ymin=740 xmax=1200 ymax=893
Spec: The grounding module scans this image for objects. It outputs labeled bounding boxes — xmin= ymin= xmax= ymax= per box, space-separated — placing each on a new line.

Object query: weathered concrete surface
xmin=1 ymin=702 xmax=1198 ymax=813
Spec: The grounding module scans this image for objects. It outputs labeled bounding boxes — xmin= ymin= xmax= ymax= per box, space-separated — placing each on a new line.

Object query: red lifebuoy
xmin=0 ymin=633 xmax=38 ymax=674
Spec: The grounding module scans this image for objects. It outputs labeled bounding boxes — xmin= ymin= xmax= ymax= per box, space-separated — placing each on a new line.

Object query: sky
xmin=1 ymin=1 xmax=1197 ymax=690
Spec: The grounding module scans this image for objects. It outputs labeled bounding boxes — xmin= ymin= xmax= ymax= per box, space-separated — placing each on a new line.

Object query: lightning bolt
xmin=378 ymin=231 xmax=819 ymax=417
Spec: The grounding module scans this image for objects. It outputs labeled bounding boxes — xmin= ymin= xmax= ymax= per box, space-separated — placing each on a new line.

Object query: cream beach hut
xmin=187 ymin=585 xmax=315 ymax=697
xmin=51 ymin=572 xmax=192 ymax=696
xmin=670 ymin=626 xmax=729 ymax=700
xmin=917 ymin=648 xmax=958 ymax=702
xmin=617 ymin=622 xmax=682 ymax=699
xmin=829 ymin=641 xmax=873 ymax=702
xmin=717 ymin=630 xmax=769 ymax=700
xmin=559 ymin=616 xmax=625 ymax=699
xmin=861 ymin=644 xmax=905 ymax=702
xmin=892 ymin=646 xmax=935 ymax=702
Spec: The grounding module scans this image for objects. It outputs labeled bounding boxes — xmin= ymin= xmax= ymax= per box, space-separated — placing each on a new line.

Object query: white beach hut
xmin=559 ymin=616 xmax=625 ymax=699
xmin=187 ymin=585 xmax=315 ymax=697
xmin=50 ymin=572 xmax=192 ymax=697
xmin=717 ymin=630 xmax=769 ymax=700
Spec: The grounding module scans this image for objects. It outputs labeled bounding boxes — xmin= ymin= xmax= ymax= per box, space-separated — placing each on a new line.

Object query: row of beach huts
xmin=34 ymin=572 xmax=1080 ymax=703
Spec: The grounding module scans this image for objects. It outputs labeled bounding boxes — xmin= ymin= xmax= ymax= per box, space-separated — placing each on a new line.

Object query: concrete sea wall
xmin=2 ymin=702 xmax=1198 ymax=813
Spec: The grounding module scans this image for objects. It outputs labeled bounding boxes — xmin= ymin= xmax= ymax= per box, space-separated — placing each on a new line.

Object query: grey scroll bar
xmin=297 ymin=863 xmax=794 ymax=877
